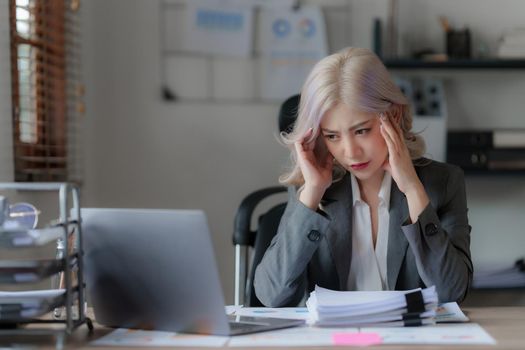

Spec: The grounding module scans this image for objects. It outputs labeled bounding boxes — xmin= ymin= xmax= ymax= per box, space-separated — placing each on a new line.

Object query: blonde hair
xmin=279 ymin=47 xmax=426 ymax=186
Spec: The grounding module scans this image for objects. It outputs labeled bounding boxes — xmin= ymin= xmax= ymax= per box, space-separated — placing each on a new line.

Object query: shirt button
xmin=425 ymin=223 xmax=439 ymax=236
xmin=307 ymin=230 xmax=321 ymax=242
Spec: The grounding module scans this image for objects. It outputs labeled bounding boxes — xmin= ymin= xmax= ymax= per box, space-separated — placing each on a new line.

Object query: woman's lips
xmin=350 ymin=161 xmax=370 ymax=170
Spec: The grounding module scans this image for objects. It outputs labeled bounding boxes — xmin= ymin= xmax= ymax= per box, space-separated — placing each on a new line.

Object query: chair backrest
xmin=278 ymin=94 xmax=300 ymax=134
xmin=233 ymin=189 xmax=287 ymax=306
xmin=232 ymin=94 xmax=299 ymax=306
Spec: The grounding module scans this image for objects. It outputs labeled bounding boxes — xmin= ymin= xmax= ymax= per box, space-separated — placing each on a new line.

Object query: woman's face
xmin=320 ymin=103 xmax=388 ymax=184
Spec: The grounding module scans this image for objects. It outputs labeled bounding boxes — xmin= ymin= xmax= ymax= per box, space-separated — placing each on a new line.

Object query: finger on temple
xmin=380 ymin=122 xmax=393 ymax=144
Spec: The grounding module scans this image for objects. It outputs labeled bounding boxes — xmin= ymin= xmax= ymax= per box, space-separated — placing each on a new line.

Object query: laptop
xmin=80 ymin=208 xmax=304 ymax=336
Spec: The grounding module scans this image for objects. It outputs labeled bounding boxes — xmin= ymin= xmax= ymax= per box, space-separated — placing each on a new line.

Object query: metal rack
xmin=0 ymin=182 xmax=93 ymax=349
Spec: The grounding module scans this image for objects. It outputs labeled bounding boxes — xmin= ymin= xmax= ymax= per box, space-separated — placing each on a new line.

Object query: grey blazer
xmin=254 ymin=159 xmax=473 ymax=307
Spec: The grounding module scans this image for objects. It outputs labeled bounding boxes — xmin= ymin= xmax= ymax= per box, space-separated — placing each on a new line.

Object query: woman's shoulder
xmin=414 ymin=157 xmax=464 ymax=177
xmin=414 ymin=158 xmax=467 ymax=207
xmin=414 ymin=158 xmax=465 ymax=190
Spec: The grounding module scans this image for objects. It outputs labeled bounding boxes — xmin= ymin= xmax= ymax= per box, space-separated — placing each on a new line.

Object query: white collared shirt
xmin=347 ymin=172 xmax=392 ymax=291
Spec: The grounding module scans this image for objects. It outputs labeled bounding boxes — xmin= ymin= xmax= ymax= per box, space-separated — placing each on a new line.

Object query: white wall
xmin=80 ymin=0 xmax=291 ymax=303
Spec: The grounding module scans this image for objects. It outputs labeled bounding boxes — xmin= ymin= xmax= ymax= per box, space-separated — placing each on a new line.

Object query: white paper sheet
xmin=225 ymin=304 xmax=243 ymax=315
xmin=363 ymin=323 xmax=496 ymax=345
xmin=233 ymin=307 xmax=310 ymax=320
xmin=0 ymin=288 xmax=64 ymax=306
xmin=436 ymin=302 xmax=470 ymax=323
xmin=312 ymin=285 xmax=436 ymax=307
xmin=90 ymin=328 xmax=228 ymax=347
xmin=0 ymin=226 xmax=63 ymax=247
xmin=228 ymin=325 xmax=358 ymax=347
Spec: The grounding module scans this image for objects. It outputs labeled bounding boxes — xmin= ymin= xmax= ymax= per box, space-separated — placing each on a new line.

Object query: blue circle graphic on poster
xmin=273 ymin=19 xmax=291 ymax=38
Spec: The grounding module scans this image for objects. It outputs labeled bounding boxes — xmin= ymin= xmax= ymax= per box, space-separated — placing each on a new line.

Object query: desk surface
xmin=3 ymin=307 xmax=525 ymax=349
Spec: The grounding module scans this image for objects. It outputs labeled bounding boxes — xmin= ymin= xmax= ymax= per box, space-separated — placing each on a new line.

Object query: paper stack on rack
xmin=306 ymin=285 xmax=438 ymax=327
xmin=0 ymin=226 xmax=63 ymax=247
xmin=0 ymin=289 xmax=67 ymax=320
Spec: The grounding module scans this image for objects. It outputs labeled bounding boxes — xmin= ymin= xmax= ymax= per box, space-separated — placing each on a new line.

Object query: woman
xmin=254 ymin=47 xmax=472 ymax=307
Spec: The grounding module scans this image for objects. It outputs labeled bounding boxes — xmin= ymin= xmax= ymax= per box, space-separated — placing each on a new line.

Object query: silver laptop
xmin=80 ymin=208 xmax=304 ymax=336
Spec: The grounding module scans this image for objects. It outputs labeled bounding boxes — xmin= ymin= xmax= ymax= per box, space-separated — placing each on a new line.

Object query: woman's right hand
xmin=294 ymin=128 xmax=333 ymax=210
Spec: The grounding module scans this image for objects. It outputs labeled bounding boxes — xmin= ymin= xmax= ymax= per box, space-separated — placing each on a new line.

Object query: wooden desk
xmin=2 ymin=307 xmax=524 ymax=349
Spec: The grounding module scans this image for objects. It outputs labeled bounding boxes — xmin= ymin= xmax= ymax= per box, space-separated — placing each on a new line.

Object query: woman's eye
xmin=356 ymin=128 xmax=371 ymax=135
xmin=324 ymin=134 xmax=338 ymax=141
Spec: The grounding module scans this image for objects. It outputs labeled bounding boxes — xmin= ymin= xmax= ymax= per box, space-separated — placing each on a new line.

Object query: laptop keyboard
xmin=229 ymin=321 xmax=264 ymax=332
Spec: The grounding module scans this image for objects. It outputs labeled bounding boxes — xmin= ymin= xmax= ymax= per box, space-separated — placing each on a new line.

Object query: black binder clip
xmin=403 ymin=290 xmax=426 ymax=327
xmin=405 ymin=290 xmax=425 ymax=313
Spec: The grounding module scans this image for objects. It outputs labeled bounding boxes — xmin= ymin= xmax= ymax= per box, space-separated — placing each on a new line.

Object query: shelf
xmin=384 ymin=58 xmax=525 ymax=69
xmin=460 ymin=169 xmax=525 ymax=176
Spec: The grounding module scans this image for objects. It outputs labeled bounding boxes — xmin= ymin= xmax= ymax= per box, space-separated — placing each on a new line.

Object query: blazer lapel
xmin=320 ymin=174 xmax=353 ymax=289
xmin=387 ymin=181 xmax=409 ymax=290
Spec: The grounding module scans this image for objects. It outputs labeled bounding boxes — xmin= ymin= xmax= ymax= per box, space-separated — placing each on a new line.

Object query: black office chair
xmin=232 ymin=94 xmax=300 ymax=307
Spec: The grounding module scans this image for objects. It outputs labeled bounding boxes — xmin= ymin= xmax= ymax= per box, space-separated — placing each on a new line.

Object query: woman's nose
xmin=343 ymin=137 xmax=361 ymax=159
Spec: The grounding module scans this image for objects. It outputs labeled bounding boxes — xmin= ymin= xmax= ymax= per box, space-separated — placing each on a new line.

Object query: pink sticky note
xmin=332 ymin=332 xmax=383 ymax=346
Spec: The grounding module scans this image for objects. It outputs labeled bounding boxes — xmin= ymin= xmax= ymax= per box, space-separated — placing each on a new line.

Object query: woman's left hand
xmin=379 ymin=114 xmax=421 ymax=195
xmin=380 ymin=113 xmax=430 ymax=223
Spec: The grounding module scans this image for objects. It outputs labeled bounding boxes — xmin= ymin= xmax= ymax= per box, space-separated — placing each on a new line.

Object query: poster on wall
xmin=259 ymin=6 xmax=328 ymax=100
xmin=184 ymin=0 xmax=254 ymax=57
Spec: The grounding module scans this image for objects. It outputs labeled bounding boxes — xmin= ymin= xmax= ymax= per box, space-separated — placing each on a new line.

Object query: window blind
xmin=9 ymin=0 xmax=83 ymax=182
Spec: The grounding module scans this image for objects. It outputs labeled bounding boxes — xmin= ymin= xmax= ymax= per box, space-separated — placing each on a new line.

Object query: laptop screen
xmin=81 ymin=208 xmax=231 ymax=334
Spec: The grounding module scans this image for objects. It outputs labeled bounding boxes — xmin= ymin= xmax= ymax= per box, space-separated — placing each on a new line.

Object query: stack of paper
xmin=306 ymin=285 xmax=438 ymax=327
xmin=0 ymin=226 xmax=63 ymax=247
xmin=0 ymin=289 xmax=67 ymax=321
